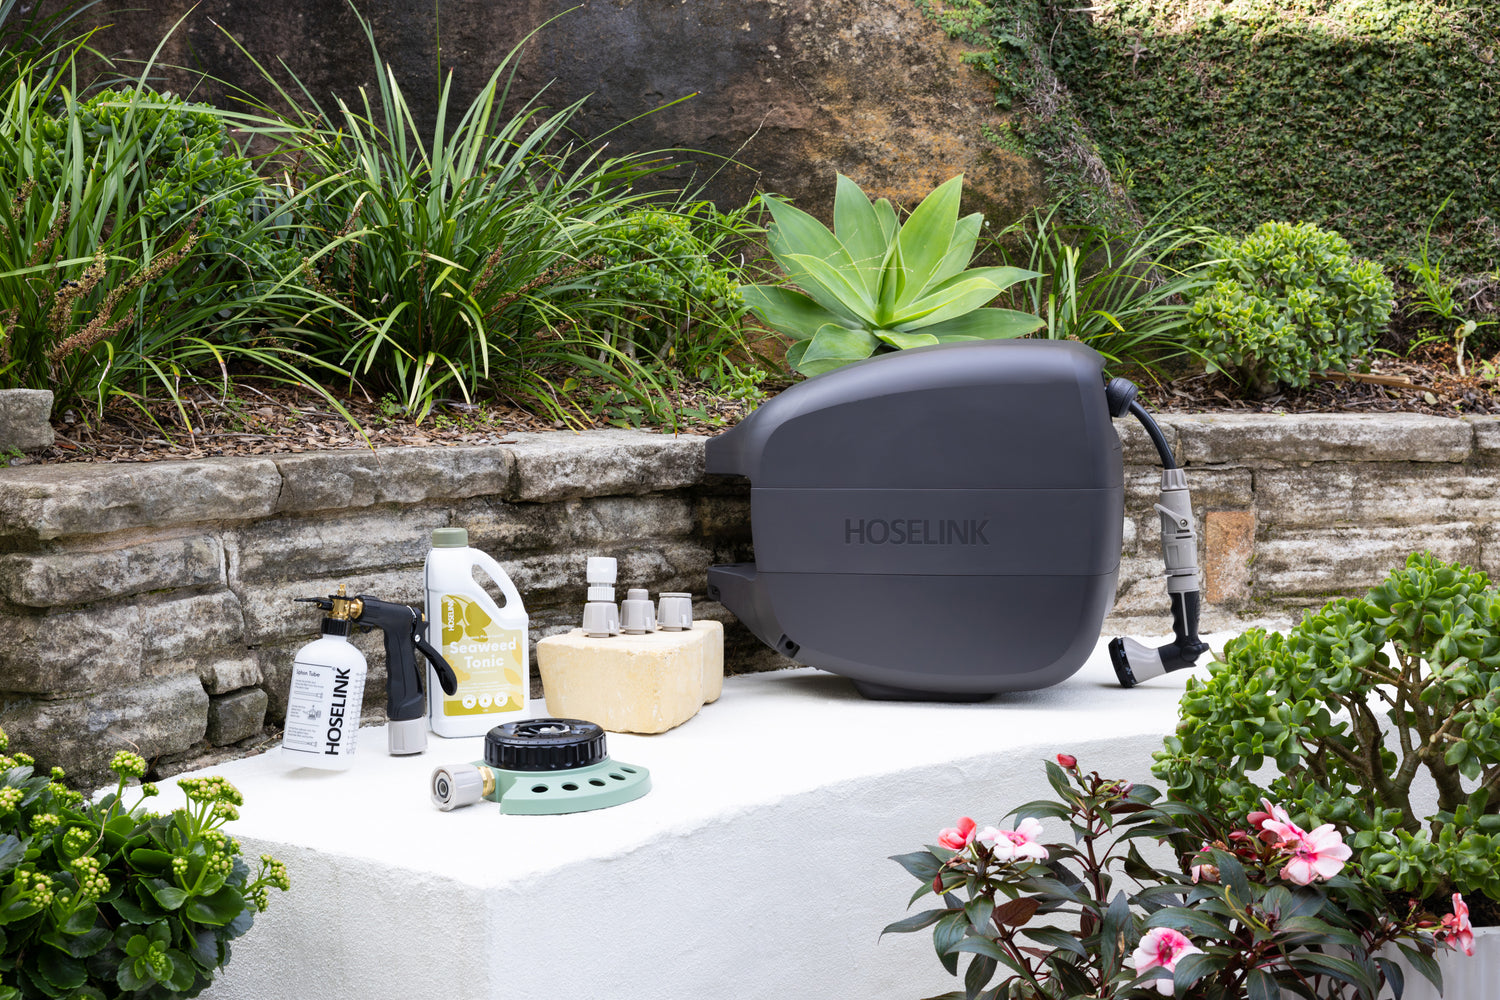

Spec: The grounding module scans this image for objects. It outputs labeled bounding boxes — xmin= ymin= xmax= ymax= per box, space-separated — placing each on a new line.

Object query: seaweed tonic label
xmin=439 ymin=594 xmax=524 ymax=716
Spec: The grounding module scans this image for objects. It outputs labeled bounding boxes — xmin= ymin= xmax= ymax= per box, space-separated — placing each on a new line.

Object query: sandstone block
xmin=273 ymin=446 xmax=512 ymax=514
xmin=1204 ymin=511 xmax=1256 ymax=606
xmin=0 ymin=389 xmax=54 ymax=452
xmin=1257 ymin=464 xmax=1500 ymax=528
xmin=1173 ymin=413 xmax=1472 ymax=465
xmin=206 ymin=688 xmax=268 ymax=745
xmin=0 ymin=535 xmax=224 ymax=608
xmin=1256 ymin=524 xmax=1480 ymax=597
xmin=0 ymin=673 xmax=207 ymax=787
xmin=0 ymin=458 xmax=281 ymax=540
xmin=1466 ymin=416 xmax=1500 ymax=461
xmin=505 ymin=430 xmax=706 ymax=502
xmin=200 ymin=656 xmax=261 ymax=696
xmin=224 ymin=507 xmax=446 ymax=584
xmin=0 ymin=591 xmax=245 ymax=694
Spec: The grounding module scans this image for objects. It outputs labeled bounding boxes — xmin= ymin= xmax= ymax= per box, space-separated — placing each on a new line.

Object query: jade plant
xmin=741 ymin=173 xmax=1042 ymax=375
xmin=1186 ymin=221 xmax=1395 ymax=396
xmin=886 ymin=756 xmax=1466 ymax=999
xmin=1154 ymin=552 xmax=1500 ymax=911
xmin=0 ymin=729 xmax=289 ymax=999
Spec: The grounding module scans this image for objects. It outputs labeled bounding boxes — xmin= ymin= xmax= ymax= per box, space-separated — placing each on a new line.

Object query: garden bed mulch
xmin=13 ymin=349 xmax=1500 ymax=467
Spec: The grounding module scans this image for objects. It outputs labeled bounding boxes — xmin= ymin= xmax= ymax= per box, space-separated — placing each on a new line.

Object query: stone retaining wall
xmin=1 ymin=414 xmax=1496 ymax=784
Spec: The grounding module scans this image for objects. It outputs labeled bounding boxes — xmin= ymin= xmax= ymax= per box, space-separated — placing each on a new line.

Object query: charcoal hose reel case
xmin=706 ymin=340 xmax=1204 ymax=699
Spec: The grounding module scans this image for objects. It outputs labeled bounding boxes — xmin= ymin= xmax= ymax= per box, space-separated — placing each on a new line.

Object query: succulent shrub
xmin=1186 ymin=221 xmax=1395 ymax=395
xmin=1153 ymin=552 xmax=1500 ymax=907
xmin=741 ymin=173 xmax=1042 ymax=376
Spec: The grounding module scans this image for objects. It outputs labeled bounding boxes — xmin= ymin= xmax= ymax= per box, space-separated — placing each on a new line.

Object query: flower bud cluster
xmin=0 ymin=787 xmax=23 ymax=815
xmin=69 ymin=855 xmax=110 ymax=900
xmin=12 ymin=868 xmax=54 ymax=907
xmin=29 ymin=812 xmax=60 ymax=833
xmin=179 ymin=775 xmax=243 ymax=807
xmin=109 ymin=751 xmax=147 ymax=779
xmin=62 ymin=827 xmax=94 ymax=856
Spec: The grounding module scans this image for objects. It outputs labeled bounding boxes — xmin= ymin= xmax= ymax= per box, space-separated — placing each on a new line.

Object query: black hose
xmin=1128 ymin=399 xmax=1176 ymax=470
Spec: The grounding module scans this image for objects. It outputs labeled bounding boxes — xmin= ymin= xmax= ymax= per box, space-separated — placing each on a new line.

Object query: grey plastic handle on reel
xmin=1103 ymin=379 xmax=1209 ymax=687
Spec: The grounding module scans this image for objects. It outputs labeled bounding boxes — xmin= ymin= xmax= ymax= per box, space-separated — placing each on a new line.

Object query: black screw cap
xmin=484 ymin=718 xmax=607 ymax=772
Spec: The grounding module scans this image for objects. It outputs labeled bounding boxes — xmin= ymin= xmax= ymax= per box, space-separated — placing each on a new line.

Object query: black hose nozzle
xmin=1110 ymin=591 xmax=1209 ymax=687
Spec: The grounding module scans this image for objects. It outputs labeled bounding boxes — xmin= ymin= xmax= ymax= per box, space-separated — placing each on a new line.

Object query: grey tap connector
xmin=583 ymin=556 xmax=620 ymax=637
xmin=621 ymin=588 xmax=656 ymax=634
xmin=657 ymin=593 xmax=693 ymax=631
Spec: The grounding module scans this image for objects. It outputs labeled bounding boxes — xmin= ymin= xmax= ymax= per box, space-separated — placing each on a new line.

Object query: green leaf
xmin=876 ymin=329 xmax=940 ymax=351
xmin=185 ymin=886 xmax=246 ymax=927
xmin=1171 ymin=951 xmax=1216 ymax=994
xmin=933 ymin=212 xmax=984 ymax=285
xmin=781 ymin=252 xmax=877 ymax=324
xmin=764 ymin=195 xmax=845 ymax=270
xmin=145 ymin=878 xmax=187 ymax=911
xmin=127 ymin=849 xmax=175 ymax=874
xmin=895 ymin=174 xmax=963 ymax=304
xmin=35 ymin=947 xmax=87 ymax=991
xmin=796 ymin=323 xmax=878 ymax=375
xmin=1100 ymin=891 xmax=1130 ymax=975
xmin=881 ymin=908 xmax=948 ymax=936
xmin=1143 ymin=907 xmax=1232 ymax=939
xmin=933 ymin=911 xmax=968 ymax=976
xmin=920 ymin=308 xmax=1043 ymax=342
xmin=1019 ymin=926 xmax=1086 ymax=957
xmin=964 ymin=952 xmax=996 ymax=1000
xmin=0 ymin=836 xmax=24 ymax=874
xmin=833 ymin=174 xmax=889 ymax=294
xmin=739 ymin=284 xmax=843 ymax=340
xmin=890 ymin=275 xmax=1006 ymax=329
xmin=1245 ymin=968 xmax=1279 ymax=1000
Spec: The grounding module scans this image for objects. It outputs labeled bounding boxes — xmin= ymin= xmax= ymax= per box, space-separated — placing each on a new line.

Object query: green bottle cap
xmin=431 ymin=527 xmax=469 ymax=548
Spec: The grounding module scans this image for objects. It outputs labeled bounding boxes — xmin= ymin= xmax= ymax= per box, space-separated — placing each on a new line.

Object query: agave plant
xmin=741 ymin=173 xmax=1042 ymax=375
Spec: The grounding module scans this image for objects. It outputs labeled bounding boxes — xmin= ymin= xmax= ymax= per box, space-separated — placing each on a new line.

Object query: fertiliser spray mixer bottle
xmin=282 ymin=586 xmax=458 ymax=768
xmin=425 ymin=528 xmax=529 ymax=737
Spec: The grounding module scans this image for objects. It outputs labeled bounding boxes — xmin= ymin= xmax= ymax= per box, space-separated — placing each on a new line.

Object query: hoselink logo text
xmin=843 ymin=518 xmax=990 ymax=545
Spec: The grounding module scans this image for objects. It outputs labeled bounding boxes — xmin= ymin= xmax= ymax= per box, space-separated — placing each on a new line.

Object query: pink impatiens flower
xmin=1189 ymin=844 xmax=1219 ymax=884
xmin=976 ymin=817 xmax=1049 ymax=861
xmin=937 ymin=817 xmax=976 ymax=851
xmin=1441 ymin=894 xmax=1474 ymax=957
xmin=1280 ymin=822 xmax=1352 ymax=885
xmin=1129 ymin=927 xmax=1203 ymax=995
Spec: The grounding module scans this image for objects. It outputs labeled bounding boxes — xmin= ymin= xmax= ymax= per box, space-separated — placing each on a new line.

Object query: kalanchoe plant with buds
xmin=0 ymin=729 xmax=289 ymax=999
xmin=886 ymin=756 xmax=1468 ymax=999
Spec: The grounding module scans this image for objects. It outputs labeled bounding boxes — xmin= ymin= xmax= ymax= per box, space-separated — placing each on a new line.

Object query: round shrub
xmin=1152 ymin=553 xmax=1500 ymax=906
xmin=1186 ymin=221 xmax=1395 ymax=395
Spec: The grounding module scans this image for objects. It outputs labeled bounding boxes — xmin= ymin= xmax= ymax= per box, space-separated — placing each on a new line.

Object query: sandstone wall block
xmin=1117 ymin=419 xmax=1179 ymax=466
xmin=238 ymin=570 xmax=423 ymax=645
xmin=206 ymin=688 xmax=269 ymax=745
xmin=0 ymin=674 xmax=207 ymax=786
xmin=1256 ymin=464 xmax=1500 ymax=527
xmin=225 ymin=507 xmax=447 ymax=584
xmin=1173 ymin=413 xmax=1472 ymax=465
xmin=272 ymin=446 xmax=512 ymax=514
xmin=506 ymin=430 xmax=706 ymax=502
xmin=1204 ymin=511 xmax=1257 ymax=606
xmin=1466 ymin=416 xmax=1500 ymax=461
xmin=0 ymin=535 xmax=224 ymax=608
xmin=1256 ymin=524 xmax=1481 ymax=597
xmin=0 ymin=389 xmax=54 ymax=452
xmin=0 ymin=458 xmax=281 ymax=540
xmin=200 ymin=656 xmax=261 ymax=696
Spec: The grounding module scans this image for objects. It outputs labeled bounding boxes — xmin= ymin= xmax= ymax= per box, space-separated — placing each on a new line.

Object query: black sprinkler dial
xmin=484 ymin=718 xmax=607 ymax=772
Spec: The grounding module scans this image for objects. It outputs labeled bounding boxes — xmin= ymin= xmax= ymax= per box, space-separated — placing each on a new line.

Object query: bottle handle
xmin=469 ymin=550 xmax=524 ymax=611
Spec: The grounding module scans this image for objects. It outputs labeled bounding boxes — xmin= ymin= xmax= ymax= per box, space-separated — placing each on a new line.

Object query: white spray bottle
xmin=281 ymin=586 xmax=368 ymax=770
xmin=424 ymin=527 xmax=529 ymax=737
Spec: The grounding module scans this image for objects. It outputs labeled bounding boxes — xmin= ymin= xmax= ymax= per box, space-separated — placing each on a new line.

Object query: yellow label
xmin=439 ymin=594 xmax=524 ymax=716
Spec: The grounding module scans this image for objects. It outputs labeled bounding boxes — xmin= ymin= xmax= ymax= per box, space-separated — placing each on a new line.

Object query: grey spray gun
xmin=1103 ymin=378 xmax=1210 ymax=687
xmin=294 ymin=592 xmax=459 ymax=755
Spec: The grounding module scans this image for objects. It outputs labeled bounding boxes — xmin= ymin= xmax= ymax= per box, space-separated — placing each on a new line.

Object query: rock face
xmin=50 ymin=0 xmax=1045 ymax=223
xmin=0 ymin=390 xmax=54 ymax=453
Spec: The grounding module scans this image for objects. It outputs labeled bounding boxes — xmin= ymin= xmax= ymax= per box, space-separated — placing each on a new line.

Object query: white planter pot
xmin=1390 ymin=924 xmax=1500 ymax=1000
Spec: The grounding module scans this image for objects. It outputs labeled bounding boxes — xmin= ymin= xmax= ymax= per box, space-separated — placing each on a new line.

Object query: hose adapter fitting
xmin=1110 ymin=466 xmax=1209 ymax=686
